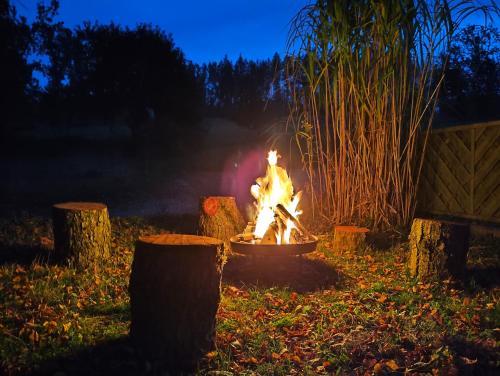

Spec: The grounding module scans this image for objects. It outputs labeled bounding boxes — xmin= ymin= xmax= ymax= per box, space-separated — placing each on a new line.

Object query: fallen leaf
xmin=377 ymin=294 xmax=388 ymax=303
xmin=240 ymin=356 xmax=258 ymax=365
xmin=386 ymin=359 xmax=399 ymax=370
xmin=206 ymin=351 xmax=218 ymax=359
xmin=29 ymin=330 xmax=39 ymax=344
xmin=460 ymin=356 xmax=477 ymax=365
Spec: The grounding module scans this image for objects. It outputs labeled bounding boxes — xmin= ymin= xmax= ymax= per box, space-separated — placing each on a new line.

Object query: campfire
xmin=231 ymin=150 xmax=317 ymax=255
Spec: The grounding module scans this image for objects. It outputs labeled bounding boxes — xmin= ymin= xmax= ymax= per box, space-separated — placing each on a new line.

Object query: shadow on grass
xmin=29 ymin=336 xmax=204 ymax=376
xmin=444 ymin=335 xmax=498 ymax=375
xmin=82 ymin=302 xmax=130 ymax=319
xmin=144 ymin=214 xmax=199 ymax=234
xmin=27 ymin=337 xmax=145 ymax=376
xmin=0 ymin=243 xmax=54 ymax=266
xmin=465 ymin=266 xmax=500 ymax=288
xmin=222 ymin=253 xmax=345 ymax=293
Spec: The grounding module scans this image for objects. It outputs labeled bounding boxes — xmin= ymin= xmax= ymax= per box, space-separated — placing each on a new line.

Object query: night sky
xmin=15 ymin=0 xmax=499 ymax=64
xmin=16 ymin=0 xmax=307 ymax=63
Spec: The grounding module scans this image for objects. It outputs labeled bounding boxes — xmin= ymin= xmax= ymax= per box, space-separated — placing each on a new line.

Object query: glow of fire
xmin=251 ymin=150 xmax=302 ymax=244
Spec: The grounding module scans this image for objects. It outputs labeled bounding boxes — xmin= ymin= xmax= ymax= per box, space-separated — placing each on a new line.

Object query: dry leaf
xmin=206 ymin=351 xmax=218 ymax=359
xmin=386 ymin=359 xmax=399 ymax=370
xmin=62 ymin=322 xmax=71 ymax=332
xmin=377 ymin=294 xmax=388 ymax=303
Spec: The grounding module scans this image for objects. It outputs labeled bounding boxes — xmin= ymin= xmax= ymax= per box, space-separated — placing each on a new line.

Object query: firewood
xmin=199 ymin=196 xmax=246 ymax=249
xmin=333 ymin=226 xmax=369 ymax=253
xmin=129 ymin=234 xmax=225 ymax=371
xmin=52 ymin=202 xmax=111 ymax=269
xmin=261 ymin=224 xmax=278 ymax=244
xmin=237 ymin=233 xmax=255 ymax=242
xmin=409 ymin=218 xmax=469 ymax=281
xmin=275 ymin=204 xmax=311 ymax=239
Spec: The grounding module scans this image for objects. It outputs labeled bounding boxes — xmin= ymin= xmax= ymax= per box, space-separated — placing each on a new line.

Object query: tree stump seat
xmin=408 ymin=218 xmax=469 ymax=281
xmin=333 ymin=225 xmax=369 ymax=252
xmin=129 ymin=233 xmax=225 ymax=371
xmin=52 ymin=202 xmax=111 ymax=269
xmin=199 ymin=196 xmax=245 ymax=249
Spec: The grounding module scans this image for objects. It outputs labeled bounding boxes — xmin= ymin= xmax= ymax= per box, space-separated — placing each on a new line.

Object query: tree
xmin=439 ymin=25 xmax=500 ymax=122
xmin=0 ymin=0 xmax=34 ymax=134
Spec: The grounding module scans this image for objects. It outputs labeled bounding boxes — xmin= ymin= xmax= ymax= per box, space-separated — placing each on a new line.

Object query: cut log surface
xmin=52 ymin=202 xmax=111 ymax=269
xmin=333 ymin=226 xmax=369 ymax=252
xmin=129 ymin=234 xmax=225 ymax=371
xmin=199 ymin=196 xmax=245 ymax=248
xmin=409 ymin=218 xmax=469 ymax=281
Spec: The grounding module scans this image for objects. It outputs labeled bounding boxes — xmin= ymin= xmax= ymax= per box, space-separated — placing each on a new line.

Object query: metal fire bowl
xmin=230 ymin=235 xmax=318 ymax=256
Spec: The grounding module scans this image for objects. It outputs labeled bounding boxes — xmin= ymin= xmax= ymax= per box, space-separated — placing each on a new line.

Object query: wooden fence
xmin=417 ymin=120 xmax=500 ymax=224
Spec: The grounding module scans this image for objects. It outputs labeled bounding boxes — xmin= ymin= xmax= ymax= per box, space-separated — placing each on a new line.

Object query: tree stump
xmin=129 ymin=234 xmax=225 ymax=371
xmin=409 ymin=218 xmax=469 ymax=281
xmin=333 ymin=226 xmax=369 ymax=252
xmin=52 ymin=202 xmax=111 ymax=269
xmin=199 ymin=196 xmax=245 ymax=248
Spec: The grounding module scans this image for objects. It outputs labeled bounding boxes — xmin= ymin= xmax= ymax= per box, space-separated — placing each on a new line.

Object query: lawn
xmin=0 ymin=216 xmax=498 ymax=375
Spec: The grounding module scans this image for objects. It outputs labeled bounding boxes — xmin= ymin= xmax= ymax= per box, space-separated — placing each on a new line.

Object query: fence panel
xmin=418 ymin=120 xmax=500 ymax=223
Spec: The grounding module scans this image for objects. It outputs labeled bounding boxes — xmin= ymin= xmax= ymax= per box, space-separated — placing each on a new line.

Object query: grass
xmin=0 ymin=215 xmax=498 ymax=375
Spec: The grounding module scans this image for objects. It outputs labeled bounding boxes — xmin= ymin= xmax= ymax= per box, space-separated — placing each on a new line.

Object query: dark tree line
xmin=1 ymin=0 xmax=498 ymax=142
xmin=1 ymin=0 xmax=288 ymax=138
xmin=438 ymin=25 xmax=500 ymax=124
xmin=1 ymin=0 xmax=33 ymax=132
xmin=200 ymin=53 xmax=288 ymax=127
xmin=28 ymin=0 xmax=204 ymax=135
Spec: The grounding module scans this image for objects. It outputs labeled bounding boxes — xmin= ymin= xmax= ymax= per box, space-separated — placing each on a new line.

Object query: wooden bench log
xmin=199 ymin=196 xmax=245 ymax=248
xmin=129 ymin=234 xmax=225 ymax=371
xmin=52 ymin=202 xmax=111 ymax=269
xmin=333 ymin=226 xmax=369 ymax=252
xmin=409 ymin=218 xmax=469 ymax=281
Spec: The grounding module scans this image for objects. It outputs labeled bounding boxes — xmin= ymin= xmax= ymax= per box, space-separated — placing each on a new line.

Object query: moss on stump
xmin=409 ymin=218 xmax=469 ymax=281
xmin=129 ymin=234 xmax=225 ymax=372
xmin=333 ymin=226 xmax=369 ymax=253
xmin=52 ymin=202 xmax=111 ymax=269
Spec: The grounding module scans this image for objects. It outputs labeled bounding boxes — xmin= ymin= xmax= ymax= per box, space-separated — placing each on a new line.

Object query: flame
xmin=251 ymin=150 xmax=302 ymax=244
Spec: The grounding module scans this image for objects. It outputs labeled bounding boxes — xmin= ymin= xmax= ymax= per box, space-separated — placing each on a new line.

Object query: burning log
xmin=275 ymin=204 xmax=312 ymax=240
xmin=333 ymin=226 xmax=369 ymax=253
xmin=409 ymin=218 xmax=469 ymax=281
xmin=231 ymin=149 xmax=317 ymax=253
xmin=129 ymin=234 xmax=225 ymax=371
xmin=199 ymin=196 xmax=246 ymax=249
xmin=52 ymin=202 xmax=111 ymax=269
xmin=261 ymin=223 xmax=278 ymax=244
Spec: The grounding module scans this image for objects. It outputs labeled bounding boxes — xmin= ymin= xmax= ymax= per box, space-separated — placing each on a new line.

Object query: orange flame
xmin=251 ymin=150 xmax=302 ymax=244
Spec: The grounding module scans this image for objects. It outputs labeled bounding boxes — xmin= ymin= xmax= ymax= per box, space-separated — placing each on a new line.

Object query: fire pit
xmin=230 ymin=150 xmax=318 ymax=256
xmin=230 ymin=234 xmax=318 ymax=256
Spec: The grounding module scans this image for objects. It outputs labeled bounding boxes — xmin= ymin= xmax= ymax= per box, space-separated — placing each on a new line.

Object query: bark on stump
xmin=409 ymin=218 xmax=469 ymax=281
xmin=199 ymin=196 xmax=245 ymax=248
xmin=52 ymin=202 xmax=111 ymax=269
xmin=129 ymin=234 xmax=225 ymax=371
xmin=333 ymin=226 xmax=369 ymax=252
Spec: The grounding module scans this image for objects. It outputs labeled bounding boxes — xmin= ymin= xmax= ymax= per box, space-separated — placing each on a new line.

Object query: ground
xmin=0 ymin=216 xmax=498 ymax=375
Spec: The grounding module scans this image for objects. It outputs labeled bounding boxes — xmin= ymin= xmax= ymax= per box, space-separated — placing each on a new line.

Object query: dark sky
xmin=15 ymin=0 xmax=498 ymax=64
xmin=16 ymin=0 xmax=307 ymax=63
